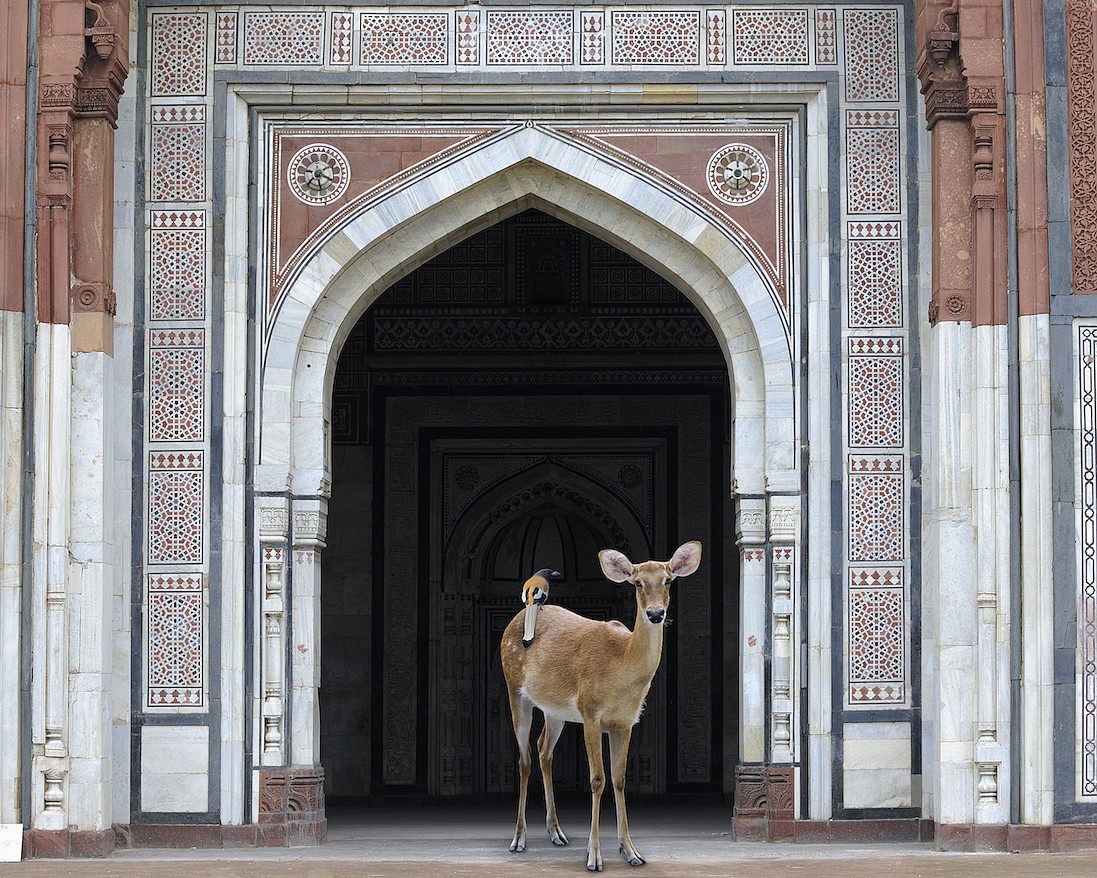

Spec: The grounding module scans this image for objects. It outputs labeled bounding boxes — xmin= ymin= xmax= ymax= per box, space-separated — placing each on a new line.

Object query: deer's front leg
xmin=582 ymin=722 xmax=605 ymax=871
xmin=608 ymin=726 xmax=644 ymax=866
xmin=538 ymin=716 xmax=569 ymax=846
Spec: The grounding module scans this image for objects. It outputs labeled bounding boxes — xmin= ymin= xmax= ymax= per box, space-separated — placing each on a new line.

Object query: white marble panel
xmin=140 ymin=725 xmax=209 ymax=812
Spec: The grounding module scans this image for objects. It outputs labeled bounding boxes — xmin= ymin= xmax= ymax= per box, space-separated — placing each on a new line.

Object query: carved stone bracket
xmin=735 ymin=497 xmax=766 ymax=547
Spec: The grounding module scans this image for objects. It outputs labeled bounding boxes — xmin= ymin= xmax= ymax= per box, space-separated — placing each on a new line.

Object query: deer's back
xmin=500 ymin=605 xmax=651 ymax=725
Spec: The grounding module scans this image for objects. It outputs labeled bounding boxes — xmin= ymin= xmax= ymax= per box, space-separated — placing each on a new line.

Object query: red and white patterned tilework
xmin=732 ymin=8 xmax=809 ymax=65
xmin=147 ymin=575 xmax=204 ymax=707
xmin=330 ymin=12 xmax=353 ymax=65
xmin=151 ymin=13 xmax=208 ymax=96
xmin=611 ymin=11 xmax=700 ymax=65
xmin=150 ymin=107 xmax=206 ymax=203
xmin=815 ymin=8 xmax=837 ymax=64
xmin=848 ymin=568 xmax=905 ymax=704
xmin=848 ymin=220 xmax=902 ymax=328
xmin=706 ymin=10 xmax=726 ymax=65
xmin=581 ymin=11 xmax=605 ymax=64
xmin=150 ymin=212 xmax=206 ymax=322
xmin=846 ymin=127 xmax=900 ymax=214
xmin=848 ymin=337 xmax=903 ymax=448
xmin=243 ymin=11 xmax=324 ymax=65
xmin=148 ymin=452 xmax=204 ymax=566
xmin=149 ymin=330 xmax=205 ymax=443
xmin=848 ymin=455 xmax=904 ymax=562
xmin=215 ymin=11 xmax=237 ymax=65
xmin=362 ymin=13 xmax=448 ymax=65
xmin=487 ymin=11 xmax=573 ymax=65
xmin=457 ymin=9 xmax=480 ymax=65
xmin=843 ymin=7 xmax=899 ymax=102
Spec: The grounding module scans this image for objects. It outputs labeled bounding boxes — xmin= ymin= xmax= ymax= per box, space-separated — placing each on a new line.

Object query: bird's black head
xmin=534 ymin=568 xmax=564 ymax=582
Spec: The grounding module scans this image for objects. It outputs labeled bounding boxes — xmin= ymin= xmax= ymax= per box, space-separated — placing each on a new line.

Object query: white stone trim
xmin=0 ymin=310 xmax=25 ymax=824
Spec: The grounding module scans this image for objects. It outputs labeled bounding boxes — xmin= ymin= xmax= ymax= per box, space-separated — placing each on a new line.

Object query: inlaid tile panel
xmin=147 ymin=574 xmax=204 ymax=707
xmin=151 ymin=13 xmax=208 ymax=96
xmin=611 ymin=11 xmax=700 ymax=65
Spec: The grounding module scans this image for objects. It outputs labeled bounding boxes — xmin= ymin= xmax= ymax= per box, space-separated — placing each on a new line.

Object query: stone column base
xmin=732 ymin=764 xmax=794 ymax=841
xmin=258 ymin=766 xmax=327 ymax=846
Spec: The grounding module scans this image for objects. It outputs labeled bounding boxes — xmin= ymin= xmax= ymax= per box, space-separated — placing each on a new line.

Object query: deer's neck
xmin=625 ymin=604 xmax=665 ymax=679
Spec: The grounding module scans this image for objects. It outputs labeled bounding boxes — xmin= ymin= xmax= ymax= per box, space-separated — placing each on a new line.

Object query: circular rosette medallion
xmin=705 ymin=143 xmax=769 ymax=206
xmin=288 ymin=143 xmax=350 ymax=206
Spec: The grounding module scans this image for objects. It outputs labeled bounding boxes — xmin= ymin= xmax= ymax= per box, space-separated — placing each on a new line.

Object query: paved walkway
xmin=1 ymin=803 xmax=1093 ymax=877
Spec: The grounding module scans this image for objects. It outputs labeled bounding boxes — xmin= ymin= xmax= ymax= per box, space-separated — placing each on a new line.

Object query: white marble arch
xmin=253 ymin=123 xmax=803 ymax=776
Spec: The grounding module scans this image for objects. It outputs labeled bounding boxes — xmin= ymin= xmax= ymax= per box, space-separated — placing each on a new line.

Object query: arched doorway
xmin=320 ymin=210 xmax=735 ymax=802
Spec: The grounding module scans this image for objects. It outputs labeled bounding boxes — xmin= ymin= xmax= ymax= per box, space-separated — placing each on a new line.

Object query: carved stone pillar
xmin=736 ymin=497 xmax=767 ymax=766
xmin=257 ymin=499 xmax=289 ymax=767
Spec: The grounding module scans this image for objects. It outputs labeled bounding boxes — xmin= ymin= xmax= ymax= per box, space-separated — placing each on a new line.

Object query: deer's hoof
xmin=510 ymin=839 xmax=525 ymax=853
xmin=551 ymin=835 xmax=569 ymax=846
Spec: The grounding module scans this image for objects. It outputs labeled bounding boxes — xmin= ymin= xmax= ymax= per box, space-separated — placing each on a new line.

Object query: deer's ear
xmin=599 ymin=549 xmax=634 ymax=583
xmin=668 ymin=541 xmax=702 ymax=578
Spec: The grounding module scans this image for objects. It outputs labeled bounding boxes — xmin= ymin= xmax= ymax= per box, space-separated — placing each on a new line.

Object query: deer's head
xmin=598 ymin=541 xmax=702 ymax=625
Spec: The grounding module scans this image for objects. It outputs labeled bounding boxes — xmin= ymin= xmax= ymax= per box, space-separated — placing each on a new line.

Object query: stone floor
xmin=2 ymin=803 xmax=1095 ymax=876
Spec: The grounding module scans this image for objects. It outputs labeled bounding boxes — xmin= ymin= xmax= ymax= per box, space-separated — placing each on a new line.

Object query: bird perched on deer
xmin=519 ymin=568 xmax=562 ymax=647
xmin=499 ymin=541 xmax=702 ymax=871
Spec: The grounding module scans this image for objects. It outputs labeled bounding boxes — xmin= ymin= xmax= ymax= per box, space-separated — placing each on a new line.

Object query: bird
xmin=519 ymin=568 xmax=563 ymax=647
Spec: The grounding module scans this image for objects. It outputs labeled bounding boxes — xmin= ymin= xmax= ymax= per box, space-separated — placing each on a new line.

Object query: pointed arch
xmin=259 ymin=125 xmax=795 ymax=499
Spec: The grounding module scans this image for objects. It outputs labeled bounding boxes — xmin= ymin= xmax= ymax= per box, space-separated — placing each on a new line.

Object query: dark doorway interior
xmin=321 ymin=209 xmax=736 ymax=805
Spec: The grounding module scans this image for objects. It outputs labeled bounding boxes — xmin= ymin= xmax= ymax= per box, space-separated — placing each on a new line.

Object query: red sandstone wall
xmin=0 ymin=1 xmax=28 ymax=313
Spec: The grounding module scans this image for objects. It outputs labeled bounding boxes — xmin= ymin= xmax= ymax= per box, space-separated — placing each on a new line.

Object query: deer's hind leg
xmin=508 ymin=688 xmax=534 ymax=852
xmin=537 ymin=715 xmax=569 ymax=846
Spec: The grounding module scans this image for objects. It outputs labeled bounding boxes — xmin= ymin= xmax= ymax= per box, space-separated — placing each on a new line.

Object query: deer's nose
xmin=646 ymin=607 xmax=665 ymax=624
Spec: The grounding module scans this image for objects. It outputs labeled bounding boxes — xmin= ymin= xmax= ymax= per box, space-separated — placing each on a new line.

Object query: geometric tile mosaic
xmin=150 ymin=212 xmax=206 ymax=322
xmin=149 ymin=330 xmax=205 ymax=443
xmin=732 ymin=8 xmax=809 ymax=65
xmin=848 ymin=455 xmax=904 ymax=562
xmin=151 ymin=13 xmax=208 ymax=96
xmin=848 ymin=568 xmax=905 ymax=704
xmin=846 ymin=128 xmax=900 ymax=214
xmin=706 ymin=10 xmax=726 ymax=65
xmin=216 ymin=11 xmax=238 ymax=64
xmin=148 ymin=452 xmax=204 ymax=566
xmin=362 ymin=13 xmax=448 ymax=65
xmin=487 ymin=11 xmax=573 ymax=65
xmin=331 ymin=12 xmax=353 ymax=65
xmin=815 ymin=8 xmax=837 ymax=64
xmin=848 ymin=231 xmax=903 ymax=328
xmin=457 ymin=9 xmax=480 ymax=65
xmin=243 ymin=11 xmax=324 ymax=65
xmin=848 ymin=338 xmax=903 ymax=448
xmin=150 ymin=107 xmax=206 ymax=203
xmin=611 ymin=11 xmax=700 ymax=65
xmin=843 ymin=7 xmax=899 ymax=102
xmin=581 ymin=11 xmax=606 ymax=64
xmin=147 ymin=574 xmax=204 ymax=707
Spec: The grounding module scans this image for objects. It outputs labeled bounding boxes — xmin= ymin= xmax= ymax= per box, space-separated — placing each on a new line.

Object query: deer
xmin=499 ymin=541 xmax=702 ymax=872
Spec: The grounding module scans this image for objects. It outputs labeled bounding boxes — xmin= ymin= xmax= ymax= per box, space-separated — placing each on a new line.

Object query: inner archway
xmin=320 ymin=209 xmax=736 ymax=803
